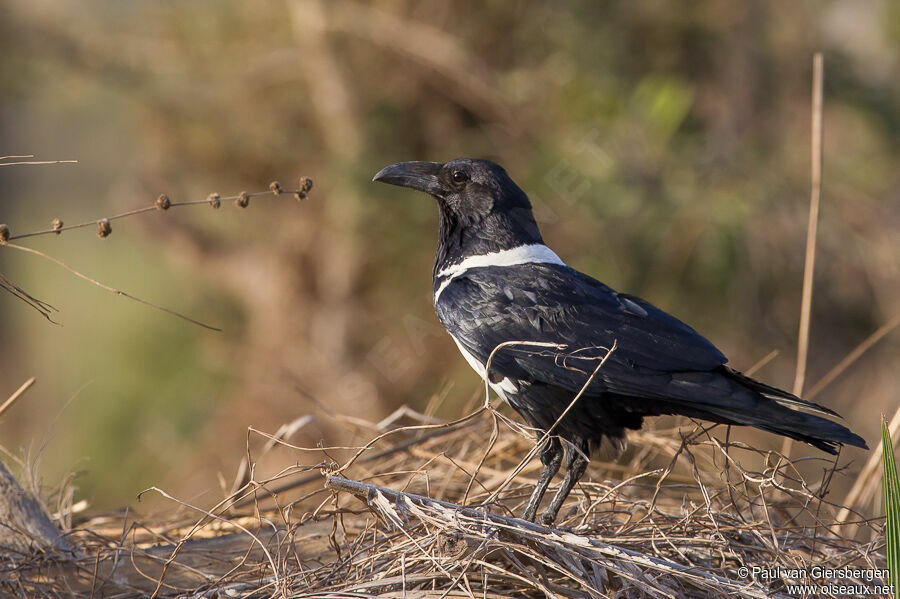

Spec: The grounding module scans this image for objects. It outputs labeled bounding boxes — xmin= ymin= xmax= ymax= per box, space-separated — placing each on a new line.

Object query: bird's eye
xmin=452 ymin=170 xmax=468 ymax=183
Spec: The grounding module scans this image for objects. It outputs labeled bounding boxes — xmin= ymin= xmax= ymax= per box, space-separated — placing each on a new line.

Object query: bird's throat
xmin=433 ymin=207 xmax=544 ymax=277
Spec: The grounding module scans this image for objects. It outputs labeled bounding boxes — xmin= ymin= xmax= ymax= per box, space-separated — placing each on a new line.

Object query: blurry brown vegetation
xmin=0 ymin=0 xmax=898 ymax=521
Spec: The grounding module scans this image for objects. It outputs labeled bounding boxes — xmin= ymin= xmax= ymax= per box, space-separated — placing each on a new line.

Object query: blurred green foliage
xmin=0 ymin=0 xmax=897 ymax=509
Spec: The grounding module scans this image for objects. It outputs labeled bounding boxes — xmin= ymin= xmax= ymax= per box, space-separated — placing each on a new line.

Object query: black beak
xmin=373 ymin=161 xmax=443 ymax=196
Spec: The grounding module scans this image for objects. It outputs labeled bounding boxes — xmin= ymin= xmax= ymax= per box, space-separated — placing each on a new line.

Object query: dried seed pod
xmin=208 ymin=193 xmax=221 ymax=209
xmin=235 ymin=191 xmax=250 ymax=208
xmin=295 ymin=176 xmax=313 ymax=200
xmin=0 ymin=224 xmax=9 ymax=244
xmin=52 ymin=218 xmax=63 ymax=234
xmin=269 ymin=181 xmax=283 ymax=195
xmin=155 ymin=193 xmax=171 ymax=210
xmin=97 ymin=218 xmax=112 ymax=238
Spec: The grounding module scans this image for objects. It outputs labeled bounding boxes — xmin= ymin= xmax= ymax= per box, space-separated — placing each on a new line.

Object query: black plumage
xmin=374 ymin=157 xmax=867 ymax=524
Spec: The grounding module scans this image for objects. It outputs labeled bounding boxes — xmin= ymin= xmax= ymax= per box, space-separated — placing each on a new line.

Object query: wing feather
xmin=435 ymin=263 xmax=726 ymax=395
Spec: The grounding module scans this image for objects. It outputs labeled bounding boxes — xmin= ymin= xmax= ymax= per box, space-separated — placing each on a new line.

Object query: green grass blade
xmin=883 ymin=417 xmax=900 ymax=598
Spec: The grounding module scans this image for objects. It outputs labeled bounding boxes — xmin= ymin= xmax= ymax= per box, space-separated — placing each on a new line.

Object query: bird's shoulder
xmin=436 ymin=262 xmax=616 ymax=313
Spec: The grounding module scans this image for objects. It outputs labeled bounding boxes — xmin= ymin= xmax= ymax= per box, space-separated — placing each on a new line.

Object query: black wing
xmin=436 ymin=262 xmax=727 ymax=395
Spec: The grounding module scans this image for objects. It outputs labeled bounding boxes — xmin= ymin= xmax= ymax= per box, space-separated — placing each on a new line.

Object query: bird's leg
xmin=521 ymin=436 xmax=562 ymax=522
xmin=540 ymin=440 xmax=589 ymax=525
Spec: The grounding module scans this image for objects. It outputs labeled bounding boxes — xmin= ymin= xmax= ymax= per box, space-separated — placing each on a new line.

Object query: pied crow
xmin=373 ymin=157 xmax=867 ymax=525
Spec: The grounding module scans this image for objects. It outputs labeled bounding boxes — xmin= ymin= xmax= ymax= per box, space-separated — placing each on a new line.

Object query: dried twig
xmin=3 ymin=178 xmax=312 ymax=242
xmin=4 ymin=243 xmax=221 ymax=331
xmin=785 ymin=52 xmax=825 ymax=456
xmin=0 ymin=177 xmax=313 ymax=329
xmin=327 ymin=475 xmax=784 ymax=599
xmin=0 ymin=378 xmax=36 ymax=420
xmin=0 ymin=273 xmax=57 ymax=323
xmin=2 ymin=403 xmax=882 ymax=598
xmin=792 ymin=51 xmax=824 ymax=398
xmin=0 ymin=154 xmax=77 ymax=167
xmin=807 ymin=312 xmax=900 ymax=400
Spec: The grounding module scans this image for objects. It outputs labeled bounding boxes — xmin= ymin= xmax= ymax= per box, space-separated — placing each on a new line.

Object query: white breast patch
xmin=450 ymin=335 xmax=518 ymax=402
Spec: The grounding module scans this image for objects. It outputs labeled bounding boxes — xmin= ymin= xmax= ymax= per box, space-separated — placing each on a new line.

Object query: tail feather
xmin=720 ymin=366 xmax=840 ymax=417
xmin=710 ymin=366 xmax=868 ymax=454
xmin=610 ymin=366 xmax=868 ymax=454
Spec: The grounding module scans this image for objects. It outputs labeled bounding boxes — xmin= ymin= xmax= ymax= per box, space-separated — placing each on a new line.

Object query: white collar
xmin=434 ymin=244 xmax=565 ymax=303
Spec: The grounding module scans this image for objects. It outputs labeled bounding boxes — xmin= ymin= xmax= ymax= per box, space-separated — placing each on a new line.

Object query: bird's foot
xmin=539 ymin=511 xmax=575 ymax=531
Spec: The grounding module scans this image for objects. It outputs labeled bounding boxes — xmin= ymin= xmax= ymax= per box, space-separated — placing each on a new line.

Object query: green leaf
xmin=883 ymin=417 xmax=900 ymax=598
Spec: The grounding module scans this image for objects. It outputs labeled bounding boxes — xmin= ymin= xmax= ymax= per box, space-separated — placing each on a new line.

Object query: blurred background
xmin=0 ymin=0 xmax=897 ymax=511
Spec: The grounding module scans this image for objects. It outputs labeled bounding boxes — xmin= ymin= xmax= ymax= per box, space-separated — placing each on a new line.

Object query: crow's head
xmin=374 ymin=157 xmax=544 ymax=266
xmin=373 ymin=158 xmax=532 ymax=224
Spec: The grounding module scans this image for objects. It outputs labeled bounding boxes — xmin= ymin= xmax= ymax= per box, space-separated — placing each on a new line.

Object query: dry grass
xmin=1 ymin=398 xmax=886 ymax=598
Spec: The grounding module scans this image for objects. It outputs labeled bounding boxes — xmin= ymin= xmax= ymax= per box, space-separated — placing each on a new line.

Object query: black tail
xmin=709 ymin=366 xmax=868 ymax=454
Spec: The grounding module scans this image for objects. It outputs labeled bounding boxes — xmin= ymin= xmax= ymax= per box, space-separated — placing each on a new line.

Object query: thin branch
xmin=4 ymin=243 xmax=221 ymax=331
xmin=807 ymin=311 xmax=900 ymax=400
xmin=785 ymin=52 xmax=824 ymax=456
xmin=793 ymin=51 xmax=824 ymax=398
xmin=0 ymin=377 xmax=36 ymax=420
xmin=745 ymin=349 xmax=779 ymax=377
xmin=0 ymin=272 xmax=58 ymax=322
xmin=0 ymin=160 xmax=77 ymax=167
xmin=0 ymin=178 xmax=313 ymax=329
xmin=4 ymin=179 xmax=312 ymax=241
xmin=136 ymin=486 xmax=283 ymax=598
xmin=230 ymin=424 xmax=467 ymax=509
